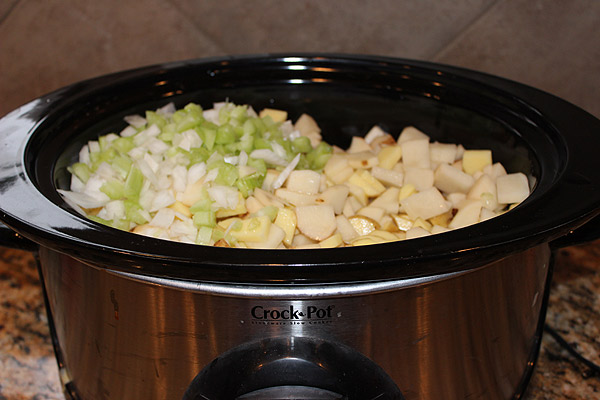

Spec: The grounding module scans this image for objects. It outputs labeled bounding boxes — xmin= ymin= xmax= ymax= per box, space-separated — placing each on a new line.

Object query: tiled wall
xmin=1 ymin=0 xmax=598 ymax=118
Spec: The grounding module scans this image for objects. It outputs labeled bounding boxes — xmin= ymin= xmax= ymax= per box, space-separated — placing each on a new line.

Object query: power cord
xmin=544 ymin=324 xmax=600 ymax=376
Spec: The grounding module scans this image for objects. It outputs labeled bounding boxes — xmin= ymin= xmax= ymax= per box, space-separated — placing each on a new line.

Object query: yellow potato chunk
xmin=462 ymin=150 xmax=492 ymax=175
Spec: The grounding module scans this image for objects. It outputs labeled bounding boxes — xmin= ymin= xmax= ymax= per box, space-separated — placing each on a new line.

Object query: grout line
xmin=428 ymin=0 xmax=502 ymax=61
xmin=0 ymin=0 xmax=20 ymax=26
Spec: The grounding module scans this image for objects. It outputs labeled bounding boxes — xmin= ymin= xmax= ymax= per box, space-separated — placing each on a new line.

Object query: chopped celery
xmin=193 ymin=210 xmax=216 ymax=228
xmin=68 ymin=163 xmax=91 ymax=183
xmin=216 ymin=125 xmax=236 ymax=145
xmin=112 ymin=137 xmax=135 ymax=154
xmin=100 ymin=179 xmax=125 ymax=200
xmin=236 ymin=173 xmax=265 ymax=197
xmin=124 ymin=200 xmax=149 ymax=225
xmin=124 ymin=166 xmax=144 ymax=201
xmin=145 ymin=110 xmax=167 ymax=129
xmin=196 ymin=226 xmax=213 ymax=245
xmin=292 ymin=136 xmax=312 ymax=153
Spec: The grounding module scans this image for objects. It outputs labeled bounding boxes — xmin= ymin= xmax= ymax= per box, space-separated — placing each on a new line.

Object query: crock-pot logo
xmin=250 ymin=305 xmax=335 ymax=325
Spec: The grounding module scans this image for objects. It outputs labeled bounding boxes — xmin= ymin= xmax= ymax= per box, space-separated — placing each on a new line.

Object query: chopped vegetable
xmin=61 ymin=101 xmax=530 ymax=249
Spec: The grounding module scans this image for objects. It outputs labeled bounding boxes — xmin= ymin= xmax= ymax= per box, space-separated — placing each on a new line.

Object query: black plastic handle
xmin=550 ymin=214 xmax=600 ymax=249
xmin=0 ymin=221 xmax=38 ymax=251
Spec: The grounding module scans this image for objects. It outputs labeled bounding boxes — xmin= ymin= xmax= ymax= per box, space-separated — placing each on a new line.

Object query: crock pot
xmin=0 ymin=54 xmax=599 ymax=400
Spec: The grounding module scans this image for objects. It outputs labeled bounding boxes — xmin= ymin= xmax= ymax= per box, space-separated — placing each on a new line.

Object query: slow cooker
xmin=0 ymin=54 xmax=599 ymax=400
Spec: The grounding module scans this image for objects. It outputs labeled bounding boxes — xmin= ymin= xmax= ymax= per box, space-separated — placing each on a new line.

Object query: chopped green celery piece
xmin=292 ymin=136 xmax=312 ymax=153
xmin=68 ymin=163 xmax=91 ymax=183
xmin=111 ymin=155 xmax=133 ymax=179
xmin=246 ymin=158 xmax=267 ymax=176
xmin=238 ymin=132 xmax=254 ymax=154
xmin=211 ymin=227 xmax=226 ymax=242
xmin=87 ymin=215 xmax=112 ymax=226
xmin=196 ymin=226 xmax=213 ymax=245
xmin=215 ymin=125 xmax=236 ymax=145
xmin=274 ymin=137 xmax=292 ymax=154
xmin=112 ymin=136 xmax=135 ymax=154
xmin=230 ymin=105 xmax=248 ymax=121
xmin=111 ymin=219 xmax=131 ymax=231
xmin=124 ymin=166 xmax=144 ymax=201
xmin=295 ymin=154 xmax=310 ymax=170
xmin=190 ymin=197 xmax=212 ymax=213
xmin=183 ymin=103 xmax=203 ymax=118
xmin=218 ymin=105 xmax=233 ymax=125
xmin=188 ymin=147 xmax=211 ymax=165
xmin=145 ymin=111 xmax=167 ymax=129
xmin=253 ymin=137 xmax=271 ymax=150
xmin=252 ymin=205 xmax=279 ymax=222
xmin=214 ymin=162 xmax=239 ymax=186
xmin=124 ymin=200 xmax=149 ymax=225
xmin=98 ymin=135 xmax=113 ymax=151
xmin=306 ymin=142 xmax=333 ymax=170
xmin=90 ymin=148 xmax=118 ymax=170
xmin=236 ymin=173 xmax=265 ymax=197
xmin=193 ymin=210 xmax=216 ymax=228
xmin=158 ymin=123 xmax=177 ymax=141
xmin=252 ymin=118 xmax=267 ymax=135
xmin=100 ymin=179 xmax=125 ymax=200
xmin=199 ymin=126 xmax=217 ymax=151
xmin=243 ymin=119 xmax=256 ymax=136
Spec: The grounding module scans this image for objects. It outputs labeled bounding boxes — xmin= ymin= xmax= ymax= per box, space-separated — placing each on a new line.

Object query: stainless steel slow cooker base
xmin=39 ymin=244 xmax=551 ymax=400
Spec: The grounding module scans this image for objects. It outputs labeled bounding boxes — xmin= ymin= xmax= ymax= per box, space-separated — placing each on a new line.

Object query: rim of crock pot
xmin=1 ymin=53 xmax=599 ymax=284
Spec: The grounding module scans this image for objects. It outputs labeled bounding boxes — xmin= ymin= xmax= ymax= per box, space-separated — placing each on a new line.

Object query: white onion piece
xmin=57 ymin=189 xmax=108 ymax=209
xmin=156 ymin=102 xmax=176 ymax=116
xmin=250 ymin=149 xmax=288 ymax=167
xmin=208 ymin=185 xmax=239 ymax=210
xmin=120 ymin=126 xmax=138 ymax=137
xmin=271 ymin=153 xmax=301 ymax=190
xmin=78 ymin=144 xmax=90 ymax=164
xmin=150 ymin=208 xmax=175 ymax=228
xmin=124 ymin=114 xmax=147 ymax=128
xmin=187 ymin=163 xmax=207 ymax=185
xmin=150 ymin=190 xmax=175 ymax=212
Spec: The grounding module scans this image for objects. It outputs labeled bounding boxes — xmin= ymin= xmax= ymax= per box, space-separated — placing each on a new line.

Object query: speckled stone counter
xmin=1 ymin=240 xmax=598 ymax=399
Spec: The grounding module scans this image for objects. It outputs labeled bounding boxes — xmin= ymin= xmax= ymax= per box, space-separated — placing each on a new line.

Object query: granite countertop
xmin=0 ymin=240 xmax=598 ymax=399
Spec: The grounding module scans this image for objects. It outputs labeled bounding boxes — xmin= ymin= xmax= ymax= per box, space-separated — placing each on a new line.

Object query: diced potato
xmin=179 ymin=178 xmax=207 ymax=206
xmin=336 ymin=215 xmax=359 ymax=243
xmin=496 ymin=173 xmax=530 ymax=204
xmin=286 ymin=170 xmax=321 ymax=195
xmin=259 ymin=108 xmax=288 ymax=123
xmin=295 ymin=204 xmax=337 ymax=241
xmin=479 ymin=207 xmax=497 ymax=222
xmin=274 ymin=207 xmax=297 ymax=246
xmin=431 ymin=225 xmax=450 ymax=234
xmin=434 ymin=163 xmax=475 ymax=194
xmin=346 ymin=151 xmax=379 ymax=169
xmin=324 ymin=155 xmax=354 ymax=184
xmin=345 ymin=183 xmax=368 ymax=206
xmin=449 ymin=199 xmax=483 ymax=229
xmin=392 ymin=214 xmax=413 ymax=232
xmin=401 ymin=139 xmax=430 ymax=169
xmin=229 ymin=215 xmax=271 ymax=243
xmin=245 ymin=196 xmax=264 ymax=214
xmin=369 ymin=187 xmax=401 ymax=214
xmin=462 ymin=150 xmax=492 ymax=175
xmin=406 ymin=226 xmax=431 ymax=239
xmin=348 ymin=170 xmax=386 ymax=197
xmin=246 ymin=224 xmax=285 ymax=249
xmin=398 ymin=126 xmax=430 ymax=143
xmin=275 ymin=188 xmax=317 ymax=206
xmin=347 ymin=136 xmax=372 ymax=153
xmin=400 ymin=187 xmax=452 ymax=220
xmin=348 ymin=215 xmax=378 ymax=236
xmin=342 ymin=195 xmax=362 ymax=218
xmin=253 ymin=188 xmax=286 ymax=208
xmin=319 ymin=233 xmax=343 ymax=248
xmin=371 ymin=166 xmax=404 ymax=187
xmin=294 ymin=113 xmax=322 ymax=147
xmin=317 ymin=185 xmax=349 ymax=215
xmin=292 ymin=233 xmax=317 ymax=248
xmin=404 ymin=168 xmax=434 ymax=191
xmin=467 ymin=174 xmax=499 ymax=210
xmin=446 ymin=192 xmax=467 ymax=209
xmin=430 ymin=142 xmax=457 ymax=165
xmin=357 ymin=206 xmax=387 ymax=226
xmin=428 ymin=210 xmax=453 ymax=228
xmin=377 ymin=145 xmax=403 ymax=169
xmin=398 ymin=183 xmax=417 ymax=201
xmin=169 ymin=201 xmax=192 ymax=218
xmin=483 ymin=162 xmax=508 ymax=180
xmin=364 ymin=125 xmax=388 ymax=144
xmin=215 ymin=192 xmax=247 ymax=218
xmin=262 ymin=169 xmax=281 ymax=191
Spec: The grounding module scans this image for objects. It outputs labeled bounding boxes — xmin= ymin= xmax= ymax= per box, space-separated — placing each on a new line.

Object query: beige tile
xmin=434 ymin=0 xmax=600 ymax=118
xmin=0 ymin=0 xmax=223 ymax=116
xmin=169 ymin=0 xmax=495 ymax=57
